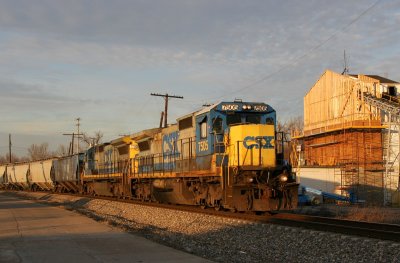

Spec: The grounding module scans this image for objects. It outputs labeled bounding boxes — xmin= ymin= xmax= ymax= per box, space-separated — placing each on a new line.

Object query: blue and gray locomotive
xmin=83 ymin=100 xmax=298 ymax=211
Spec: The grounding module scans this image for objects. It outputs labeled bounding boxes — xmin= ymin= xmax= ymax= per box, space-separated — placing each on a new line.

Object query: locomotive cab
xmin=224 ymin=123 xmax=298 ymax=211
xmin=204 ymin=102 xmax=298 ymax=211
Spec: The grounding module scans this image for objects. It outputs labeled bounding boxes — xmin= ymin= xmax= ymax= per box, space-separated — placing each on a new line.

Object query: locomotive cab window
xmin=212 ymin=117 xmax=223 ymax=133
xmin=245 ymin=114 xmax=261 ymax=124
xmin=199 ymin=117 xmax=208 ymax=139
xmin=226 ymin=113 xmax=242 ymax=126
xmin=266 ymin=117 xmax=274 ymax=125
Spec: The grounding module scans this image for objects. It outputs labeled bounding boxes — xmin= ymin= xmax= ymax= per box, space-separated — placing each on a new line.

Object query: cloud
xmin=0 ymin=0 xmax=400 ymax=152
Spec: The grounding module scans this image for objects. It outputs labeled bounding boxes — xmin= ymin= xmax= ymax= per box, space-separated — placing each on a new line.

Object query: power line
xmin=150 ymin=93 xmax=184 ymax=128
xmin=206 ymin=0 xmax=382 ymax=101
xmin=62 ymin=118 xmax=83 ymax=155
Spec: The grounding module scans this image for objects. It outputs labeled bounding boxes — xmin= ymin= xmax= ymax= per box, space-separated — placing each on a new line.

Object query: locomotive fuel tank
xmin=152 ymin=179 xmax=195 ymax=205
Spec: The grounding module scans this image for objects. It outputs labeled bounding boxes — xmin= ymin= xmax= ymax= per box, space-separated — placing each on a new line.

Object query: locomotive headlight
xmin=242 ymin=105 xmax=252 ymax=110
xmin=245 ymin=176 xmax=254 ymax=183
xmin=279 ymin=175 xmax=288 ymax=182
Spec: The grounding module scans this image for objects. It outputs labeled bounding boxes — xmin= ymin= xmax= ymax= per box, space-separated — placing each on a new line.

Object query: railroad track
xmin=249 ymin=213 xmax=400 ymax=242
xmin=181 ymin=206 xmax=400 ymax=242
xmin=4 ymin=190 xmax=400 ymax=242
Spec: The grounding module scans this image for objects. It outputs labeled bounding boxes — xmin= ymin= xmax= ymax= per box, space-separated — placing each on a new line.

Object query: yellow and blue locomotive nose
xmin=228 ymin=124 xmax=275 ymax=167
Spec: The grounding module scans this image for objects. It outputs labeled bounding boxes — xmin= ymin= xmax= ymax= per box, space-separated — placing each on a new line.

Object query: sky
xmin=0 ymin=0 xmax=399 ymax=156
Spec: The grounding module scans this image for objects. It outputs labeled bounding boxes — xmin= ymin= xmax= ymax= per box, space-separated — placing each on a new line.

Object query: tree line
xmin=277 ymin=116 xmax=304 ymax=162
xmin=0 ymin=118 xmax=304 ymax=165
xmin=0 ymin=132 xmax=103 ymax=164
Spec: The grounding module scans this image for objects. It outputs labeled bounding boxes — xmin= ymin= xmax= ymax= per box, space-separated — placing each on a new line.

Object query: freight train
xmin=0 ymin=101 xmax=298 ymax=212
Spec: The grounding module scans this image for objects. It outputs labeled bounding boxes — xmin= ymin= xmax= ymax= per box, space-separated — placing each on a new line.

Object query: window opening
xmin=245 ymin=115 xmax=261 ymax=124
xmin=266 ymin=117 xmax=274 ymax=124
xmin=212 ymin=117 xmax=223 ymax=133
xmin=200 ymin=118 xmax=208 ymax=139
xmin=226 ymin=114 xmax=242 ymax=125
xmin=179 ymin=116 xmax=193 ymax=130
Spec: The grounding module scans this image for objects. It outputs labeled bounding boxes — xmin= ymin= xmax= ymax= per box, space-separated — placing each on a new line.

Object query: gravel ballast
xmin=3 ymin=191 xmax=400 ymax=263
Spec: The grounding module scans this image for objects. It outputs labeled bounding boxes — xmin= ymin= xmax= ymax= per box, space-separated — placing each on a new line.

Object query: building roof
xmin=350 ymin=74 xmax=399 ymax=84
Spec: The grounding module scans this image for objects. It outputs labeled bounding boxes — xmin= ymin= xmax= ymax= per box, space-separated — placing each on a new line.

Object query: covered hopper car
xmin=0 ymin=159 xmax=55 ymax=191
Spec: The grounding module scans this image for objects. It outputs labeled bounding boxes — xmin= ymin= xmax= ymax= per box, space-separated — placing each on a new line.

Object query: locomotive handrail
xmin=225 ymin=139 xmax=265 ymax=168
xmin=132 ymin=136 xmax=199 ymax=177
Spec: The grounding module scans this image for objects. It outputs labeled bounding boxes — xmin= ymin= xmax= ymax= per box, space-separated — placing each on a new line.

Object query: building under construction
xmin=293 ymin=70 xmax=400 ymax=206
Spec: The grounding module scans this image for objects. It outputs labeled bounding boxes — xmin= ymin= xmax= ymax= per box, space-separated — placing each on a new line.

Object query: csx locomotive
xmin=0 ymin=101 xmax=298 ymax=212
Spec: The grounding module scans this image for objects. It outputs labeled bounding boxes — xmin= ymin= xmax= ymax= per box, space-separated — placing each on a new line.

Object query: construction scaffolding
xmin=296 ymin=128 xmax=384 ymax=204
xmin=339 ymin=128 xmax=384 ymax=204
xmin=363 ymin=93 xmax=400 ymax=205
xmin=297 ymin=70 xmax=400 ymax=206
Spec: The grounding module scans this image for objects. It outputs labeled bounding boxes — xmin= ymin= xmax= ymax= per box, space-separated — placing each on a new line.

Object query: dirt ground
xmin=295 ymin=204 xmax=400 ymax=224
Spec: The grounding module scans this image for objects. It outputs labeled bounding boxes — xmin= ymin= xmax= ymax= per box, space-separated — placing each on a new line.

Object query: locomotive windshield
xmin=245 ymin=115 xmax=261 ymax=124
xmin=226 ymin=114 xmax=242 ymax=125
xmin=226 ymin=113 xmax=264 ymax=126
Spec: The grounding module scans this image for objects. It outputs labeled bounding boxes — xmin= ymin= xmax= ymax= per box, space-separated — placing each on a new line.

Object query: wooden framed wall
xmin=304 ymin=70 xmax=381 ymax=135
xmin=303 ymin=129 xmax=383 ymax=167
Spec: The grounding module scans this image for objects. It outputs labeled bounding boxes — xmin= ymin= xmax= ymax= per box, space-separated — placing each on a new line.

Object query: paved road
xmin=0 ymin=194 xmax=211 ymax=263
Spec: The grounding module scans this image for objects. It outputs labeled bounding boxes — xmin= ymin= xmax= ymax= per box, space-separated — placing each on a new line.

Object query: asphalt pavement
xmin=0 ymin=193 xmax=211 ymax=263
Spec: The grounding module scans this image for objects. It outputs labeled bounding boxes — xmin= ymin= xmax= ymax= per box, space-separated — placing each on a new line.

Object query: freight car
xmin=0 ymin=165 xmax=5 ymax=189
xmin=52 ymin=154 xmax=84 ymax=193
xmin=0 ymin=100 xmax=299 ymax=212
xmin=0 ymin=159 xmax=55 ymax=191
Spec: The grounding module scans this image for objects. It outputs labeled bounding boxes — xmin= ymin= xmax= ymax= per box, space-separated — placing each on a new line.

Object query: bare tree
xmin=277 ymin=116 xmax=304 ymax=138
xmin=4 ymin=153 xmax=21 ymax=163
xmin=53 ymin=144 xmax=69 ymax=157
xmin=0 ymin=155 xmax=7 ymax=164
xmin=27 ymin=143 xmax=52 ymax=161
xmin=81 ymin=131 xmax=103 ymax=148
xmin=19 ymin=156 xmax=30 ymax=163
xmin=277 ymin=116 xmax=304 ymax=162
xmin=0 ymin=153 xmax=31 ymax=164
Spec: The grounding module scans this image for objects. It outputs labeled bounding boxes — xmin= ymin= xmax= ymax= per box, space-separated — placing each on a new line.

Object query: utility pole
xmin=151 ymin=93 xmax=183 ymax=128
xmin=63 ymin=118 xmax=83 ymax=154
xmin=9 ymin=134 xmax=12 ymax=163
xmin=76 ymin=118 xmax=81 ymax=153
xmin=159 ymin=112 xmax=164 ymax=128
xmin=63 ymin=133 xmax=76 ymax=155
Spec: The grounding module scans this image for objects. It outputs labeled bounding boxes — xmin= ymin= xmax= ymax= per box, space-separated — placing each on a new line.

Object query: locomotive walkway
xmin=0 ymin=193 xmax=210 ymax=263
